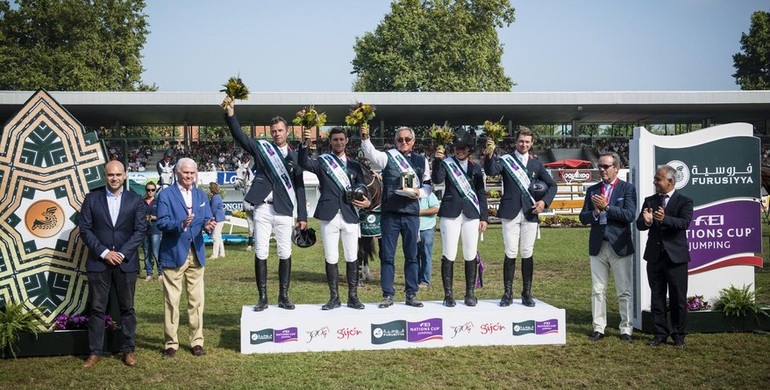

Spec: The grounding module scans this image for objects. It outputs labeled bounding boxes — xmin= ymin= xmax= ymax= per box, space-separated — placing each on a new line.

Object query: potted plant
xmin=0 ymin=302 xmax=41 ymax=358
xmin=712 ymin=284 xmax=770 ymax=327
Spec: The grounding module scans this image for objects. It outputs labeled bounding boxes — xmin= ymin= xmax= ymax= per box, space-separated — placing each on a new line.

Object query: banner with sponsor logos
xmin=630 ymin=123 xmax=761 ymax=330
xmin=240 ymin=300 xmax=565 ymax=353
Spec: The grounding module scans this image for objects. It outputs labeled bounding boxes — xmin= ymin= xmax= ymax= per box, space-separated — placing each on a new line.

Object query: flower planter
xmin=2 ymin=328 xmax=122 ymax=358
xmin=641 ymin=309 xmax=770 ymax=333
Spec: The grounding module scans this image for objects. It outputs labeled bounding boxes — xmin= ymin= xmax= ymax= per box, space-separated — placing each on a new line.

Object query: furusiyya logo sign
xmin=371 ymin=319 xmax=443 ymax=344
xmin=512 ymin=319 xmax=559 ymax=336
xmin=250 ymin=327 xmax=298 ymax=345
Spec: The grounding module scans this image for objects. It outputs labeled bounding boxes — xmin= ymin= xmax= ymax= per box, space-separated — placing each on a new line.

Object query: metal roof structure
xmin=1 ymin=90 xmax=769 ymax=131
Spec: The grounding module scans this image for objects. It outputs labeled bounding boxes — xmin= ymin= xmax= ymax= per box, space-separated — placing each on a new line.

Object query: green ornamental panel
xmin=0 ymin=90 xmax=106 ymax=330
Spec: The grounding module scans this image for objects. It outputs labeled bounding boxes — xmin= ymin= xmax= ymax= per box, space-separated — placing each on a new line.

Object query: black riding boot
xmin=441 ymin=257 xmax=456 ymax=307
xmin=521 ymin=256 xmax=535 ymax=307
xmin=253 ymin=257 xmax=268 ymax=312
xmin=346 ymin=262 xmax=365 ymax=309
xmin=278 ymin=257 xmax=295 ymax=310
xmin=322 ymin=262 xmax=341 ymax=310
xmin=499 ymin=256 xmax=515 ymax=307
xmin=464 ymin=260 xmax=478 ymax=306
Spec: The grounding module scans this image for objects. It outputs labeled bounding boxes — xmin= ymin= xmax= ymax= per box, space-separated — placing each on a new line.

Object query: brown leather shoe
xmin=162 ymin=348 xmax=176 ymax=359
xmin=82 ymin=354 xmax=102 ymax=368
xmin=192 ymin=345 xmax=206 ymax=356
xmin=122 ymin=352 xmax=137 ymax=367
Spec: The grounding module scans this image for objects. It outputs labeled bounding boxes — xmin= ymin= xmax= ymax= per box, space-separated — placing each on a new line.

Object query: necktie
xmin=659 ymin=194 xmax=669 ymax=208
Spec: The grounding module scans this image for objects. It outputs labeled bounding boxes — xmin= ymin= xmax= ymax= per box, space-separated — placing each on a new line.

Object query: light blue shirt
xmin=419 ymin=193 xmax=440 ymax=231
xmin=106 ymin=188 xmax=123 ymax=226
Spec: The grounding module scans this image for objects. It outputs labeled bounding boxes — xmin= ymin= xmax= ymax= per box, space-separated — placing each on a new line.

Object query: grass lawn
xmin=1 ymin=222 xmax=769 ymax=389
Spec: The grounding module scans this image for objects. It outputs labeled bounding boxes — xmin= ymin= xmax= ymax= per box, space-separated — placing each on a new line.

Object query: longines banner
xmin=630 ymin=123 xmax=761 ymax=330
xmin=0 ymin=90 xmax=106 ymax=330
xmin=240 ymin=301 xmax=566 ymax=353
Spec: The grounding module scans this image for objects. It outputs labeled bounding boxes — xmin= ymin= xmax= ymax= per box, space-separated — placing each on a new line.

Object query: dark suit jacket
xmin=636 ymin=191 xmax=693 ymax=264
xmin=156 ymin=184 xmax=213 ymax=268
xmin=484 ymin=152 xmax=557 ymax=221
xmin=298 ymin=145 xmax=366 ymax=224
xmin=579 ymin=179 xmax=637 ymax=256
xmin=432 ymin=157 xmax=489 ymax=222
xmin=79 ymin=188 xmax=147 ymax=273
xmin=225 ymin=114 xmax=307 ymax=221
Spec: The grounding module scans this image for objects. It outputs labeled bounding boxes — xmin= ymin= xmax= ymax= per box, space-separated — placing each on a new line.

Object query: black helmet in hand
xmin=292 ymin=227 xmax=316 ymax=248
xmin=528 ymin=179 xmax=548 ymax=201
xmin=345 ymin=183 xmax=370 ymax=203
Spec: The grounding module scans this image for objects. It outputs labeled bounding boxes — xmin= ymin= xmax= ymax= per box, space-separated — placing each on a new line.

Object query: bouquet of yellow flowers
xmin=220 ymin=77 xmax=249 ymax=100
xmin=345 ymin=103 xmax=377 ymax=131
xmin=482 ymin=119 xmax=507 ymax=142
xmin=429 ymin=123 xmax=454 ymax=153
xmin=293 ymin=106 xmax=327 ymax=128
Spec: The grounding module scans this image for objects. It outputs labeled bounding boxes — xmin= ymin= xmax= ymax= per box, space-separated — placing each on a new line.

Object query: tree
xmin=351 ymin=0 xmax=515 ymax=92
xmin=733 ymin=10 xmax=770 ymax=90
xmin=0 ymin=0 xmax=155 ymax=91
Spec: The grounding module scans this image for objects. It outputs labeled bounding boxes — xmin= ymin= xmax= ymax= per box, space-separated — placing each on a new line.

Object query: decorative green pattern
xmin=0 ymin=90 xmax=107 ymax=330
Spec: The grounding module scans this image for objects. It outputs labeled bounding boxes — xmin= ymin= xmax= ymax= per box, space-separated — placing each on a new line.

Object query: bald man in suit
xmin=637 ymin=165 xmax=693 ymax=348
xmin=79 ymin=161 xmax=147 ymax=368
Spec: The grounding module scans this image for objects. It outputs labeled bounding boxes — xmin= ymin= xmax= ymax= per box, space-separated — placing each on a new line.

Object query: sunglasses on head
xmin=396 ymin=137 xmax=413 ymax=143
xmin=598 ymin=164 xmax=614 ymax=170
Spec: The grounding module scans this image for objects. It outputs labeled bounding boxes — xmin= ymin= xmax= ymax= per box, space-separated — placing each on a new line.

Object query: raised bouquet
xmin=482 ymin=119 xmax=507 ymax=142
xmin=345 ymin=103 xmax=377 ymax=131
xmin=293 ymin=106 xmax=327 ymax=129
xmin=429 ymin=122 xmax=453 ymax=153
xmin=220 ymin=76 xmax=249 ymax=108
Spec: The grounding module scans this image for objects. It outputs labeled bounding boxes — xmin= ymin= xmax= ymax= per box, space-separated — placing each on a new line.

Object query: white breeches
xmin=439 ymin=214 xmax=480 ymax=262
xmin=253 ymin=203 xmax=293 ymax=259
xmin=320 ymin=212 xmax=360 ymax=264
xmin=501 ymin=211 xmax=538 ymax=258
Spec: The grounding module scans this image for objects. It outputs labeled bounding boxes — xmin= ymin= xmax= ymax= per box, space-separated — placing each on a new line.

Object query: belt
xmin=263 ymin=200 xmax=273 ymax=204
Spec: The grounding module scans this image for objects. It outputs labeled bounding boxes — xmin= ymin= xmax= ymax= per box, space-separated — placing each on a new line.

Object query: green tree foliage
xmin=0 ymin=0 xmax=154 ymax=91
xmin=733 ymin=10 xmax=770 ymax=90
xmin=351 ymin=0 xmax=515 ymax=92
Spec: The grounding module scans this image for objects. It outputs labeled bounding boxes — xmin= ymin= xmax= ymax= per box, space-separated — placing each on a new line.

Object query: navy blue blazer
xmin=79 ymin=188 xmax=147 ymax=273
xmin=636 ymin=191 xmax=693 ymax=264
xmin=298 ymin=145 xmax=366 ymax=224
xmin=432 ymin=157 xmax=489 ymax=222
xmin=225 ymin=114 xmax=308 ymax=221
xmin=579 ymin=179 xmax=637 ymax=256
xmin=484 ymin=153 xmax=557 ymax=221
xmin=157 ymin=185 xmax=213 ymax=268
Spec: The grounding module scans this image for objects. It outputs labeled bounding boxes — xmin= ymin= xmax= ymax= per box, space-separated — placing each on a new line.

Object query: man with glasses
xmin=360 ymin=126 xmax=431 ymax=308
xmin=579 ymin=152 xmax=637 ymax=343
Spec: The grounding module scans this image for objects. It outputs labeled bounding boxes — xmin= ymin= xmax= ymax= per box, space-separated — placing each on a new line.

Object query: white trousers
xmin=253 ymin=203 xmax=293 ymax=259
xmin=590 ymin=241 xmax=633 ymax=335
xmin=210 ymin=221 xmax=225 ymax=258
xmin=439 ymin=214 xmax=480 ymax=262
xmin=501 ymin=211 xmax=538 ymax=258
xmin=320 ymin=212 xmax=360 ymax=264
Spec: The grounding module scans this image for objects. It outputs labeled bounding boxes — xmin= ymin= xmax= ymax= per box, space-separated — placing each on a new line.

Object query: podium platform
xmin=240 ymin=299 xmax=566 ymax=354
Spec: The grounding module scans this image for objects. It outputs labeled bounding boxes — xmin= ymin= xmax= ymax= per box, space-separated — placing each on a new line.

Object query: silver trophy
xmin=394 ymin=171 xmax=418 ymax=197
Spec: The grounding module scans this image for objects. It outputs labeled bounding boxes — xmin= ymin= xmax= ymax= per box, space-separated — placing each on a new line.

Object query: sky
xmin=140 ymin=0 xmax=769 ymax=93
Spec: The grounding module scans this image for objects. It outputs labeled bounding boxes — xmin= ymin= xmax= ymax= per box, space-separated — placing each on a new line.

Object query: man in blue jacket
xmin=79 ymin=160 xmax=147 ymax=368
xmin=579 ymin=152 xmax=637 ymax=343
xmin=157 ymin=158 xmax=216 ymax=358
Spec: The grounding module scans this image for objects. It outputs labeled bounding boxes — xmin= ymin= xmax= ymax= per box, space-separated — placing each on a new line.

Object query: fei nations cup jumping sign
xmin=630 ymin=123 xmax=762 ymax=330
